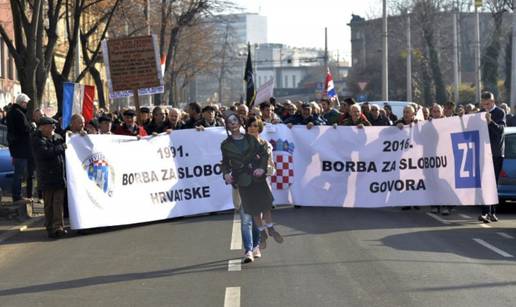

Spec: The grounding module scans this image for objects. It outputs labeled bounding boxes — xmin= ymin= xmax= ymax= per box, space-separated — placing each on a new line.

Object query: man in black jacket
xmin=32 ymin=117 xmax=67 ymax=238
xmin=479 ymin=91 xmax=506 ymax=223
xmin=6 ymin=93 xmax=33 ymax=203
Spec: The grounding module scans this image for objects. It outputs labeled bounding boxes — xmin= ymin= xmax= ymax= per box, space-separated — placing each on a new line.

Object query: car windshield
xmin=505 ymin=134 xmax=516 ymax=159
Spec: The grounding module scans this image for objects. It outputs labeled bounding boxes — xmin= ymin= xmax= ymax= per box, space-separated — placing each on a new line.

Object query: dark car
xmin=498 ymin=127 xmax=516 ymax=203
xmin=0 ymin=124 xmax=14 ymax=193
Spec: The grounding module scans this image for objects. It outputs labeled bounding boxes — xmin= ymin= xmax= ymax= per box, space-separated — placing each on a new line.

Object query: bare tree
xmin=51 ymin=0 xmax=122 ymax=112
xmin=0 ymin=0 xmax=63 ymax=116
xmin=481 ymin=0 xmax=512 ymax=99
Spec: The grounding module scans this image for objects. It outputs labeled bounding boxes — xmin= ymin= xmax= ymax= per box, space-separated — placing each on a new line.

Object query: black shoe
xmin=401 ymin=206 xmax=411 ymax=211
xmin=413 ymin=206 xmax=420 ymax=210
xmin=54 ymin=229 xmax=68 ymax=238
xmin=488 ymin=214 xmax=499 ymax=222
xmin=478 ymin=214 xmax=490 ymax=223
xmin=267 ymin=226 xmax=284 ymax=244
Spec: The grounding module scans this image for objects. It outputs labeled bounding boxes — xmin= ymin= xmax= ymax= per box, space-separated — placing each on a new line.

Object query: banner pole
xmin=133 ymin=88 xmax=141 ymax=125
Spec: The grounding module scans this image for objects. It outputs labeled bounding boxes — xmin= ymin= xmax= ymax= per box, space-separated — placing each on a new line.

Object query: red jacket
xmin=113 ymin=124 xmax=148 ymax=137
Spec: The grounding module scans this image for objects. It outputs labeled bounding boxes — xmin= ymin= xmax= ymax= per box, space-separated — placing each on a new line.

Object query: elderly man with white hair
xmin=6 ymin=93 xmax=34 ymax=204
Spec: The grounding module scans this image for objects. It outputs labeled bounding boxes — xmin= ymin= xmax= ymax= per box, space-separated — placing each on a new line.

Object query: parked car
xmin=498 ymin=127 xmax=516 ymax=204
xmin=0 ymin=125 xmax=14 ymax=194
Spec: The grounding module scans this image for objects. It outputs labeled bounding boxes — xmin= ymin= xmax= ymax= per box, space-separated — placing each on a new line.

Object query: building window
xmin=292 ymin=75 xmax=296 ymax=88
xmin=284 ymin=75 xmax=288 ymax=88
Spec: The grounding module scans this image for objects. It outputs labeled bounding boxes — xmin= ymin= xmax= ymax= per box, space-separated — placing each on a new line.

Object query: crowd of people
xmin=2 ymin=92 xmax=506 ymax=256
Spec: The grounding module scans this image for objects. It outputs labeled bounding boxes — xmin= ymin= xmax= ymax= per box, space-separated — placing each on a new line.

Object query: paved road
xmin=1 ymin=206 xmax=516 ymax=306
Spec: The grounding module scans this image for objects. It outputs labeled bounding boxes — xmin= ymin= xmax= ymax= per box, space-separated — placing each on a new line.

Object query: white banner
xmin=66 ymin=113 xmax=498 ymax=229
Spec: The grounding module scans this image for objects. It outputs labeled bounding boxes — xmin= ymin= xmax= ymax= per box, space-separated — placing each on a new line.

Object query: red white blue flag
xmin=62 ymin=82 xmax=95 ymax=129
xmin=325 ymin=69 xmax=337 ymax=98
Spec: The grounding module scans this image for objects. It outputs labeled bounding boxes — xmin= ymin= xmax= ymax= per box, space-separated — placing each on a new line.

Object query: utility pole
xmin=453 ymin=8 xmax=460 ymax=104
xmin=474 ymin=2 xmax=481 ymax=103
xmin=511 ymin=0 xmax=516 ymax=108
xmin=406 ymin=14 xmax=412 ymax=102
xmin=324 ymin=27 xmax=328 ymax=69
xmin=382 ymin=0 xmax=389 ymax=101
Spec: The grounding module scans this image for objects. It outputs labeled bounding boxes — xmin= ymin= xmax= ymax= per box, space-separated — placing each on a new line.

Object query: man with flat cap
xmin=195 ymin=105 xmax=224 ymax=128
xmin=31 ymin=116 xmax=67 ymax=238
xmin=113 ymin=109 xmax=148 ymax=137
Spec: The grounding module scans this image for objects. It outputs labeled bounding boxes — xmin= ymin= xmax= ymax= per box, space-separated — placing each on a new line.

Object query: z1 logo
xmin=451 ymin=131 xmax=481 ymax=188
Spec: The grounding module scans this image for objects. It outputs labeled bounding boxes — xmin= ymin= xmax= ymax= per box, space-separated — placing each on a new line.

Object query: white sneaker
xmin=243 ymin=251 xmax=254 ymax=263
xmin=252 ymin=247 xmax=261 ymax=258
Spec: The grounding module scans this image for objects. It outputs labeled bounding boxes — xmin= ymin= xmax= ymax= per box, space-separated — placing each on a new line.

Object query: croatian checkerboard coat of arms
xmin=269 ymin=138 xmax=295 ymax=190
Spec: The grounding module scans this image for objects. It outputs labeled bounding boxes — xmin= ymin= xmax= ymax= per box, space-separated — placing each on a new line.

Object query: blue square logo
xmin=451 ymin=131 xmax=481 ymax=188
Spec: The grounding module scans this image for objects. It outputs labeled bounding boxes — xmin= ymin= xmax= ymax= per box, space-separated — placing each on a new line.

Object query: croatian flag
xmin=62 ymin=82 xmax=95 ymax=129
xmin=325 ymin=69 xmax=337 ymax=98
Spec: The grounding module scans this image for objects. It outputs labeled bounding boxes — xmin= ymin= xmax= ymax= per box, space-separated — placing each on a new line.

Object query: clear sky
xmin=231 ymin=0 xmax=382 ymax=64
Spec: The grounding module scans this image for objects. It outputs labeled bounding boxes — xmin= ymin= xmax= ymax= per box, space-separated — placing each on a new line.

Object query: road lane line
xmin=480 ymin=223 xmax=492 ymax=228
xmin=459 ymin=214 xmax=472 ymax=219
xmin=230 ymin=212 xmax=242 ymax=250
xmin=224 ymin=287 xmax=240 ymax=307
xmin=497 ymin=232 xmax=515 ymax=239
xmin=473 ymin=238 xmax=513 ymax=258
xmin=426 ymin=212 xmax=451 ymax=225
xmin=228 ymin=259 xmax=241 ymax=272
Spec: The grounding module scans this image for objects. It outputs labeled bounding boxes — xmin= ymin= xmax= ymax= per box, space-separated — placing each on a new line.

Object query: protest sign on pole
xmin=101 ymin=35 xmax=164 ymax=100
xmin=255 ymin=78 xmax=275 ymax=105
xmin=66 ymin=114 xmax=497 ymax=229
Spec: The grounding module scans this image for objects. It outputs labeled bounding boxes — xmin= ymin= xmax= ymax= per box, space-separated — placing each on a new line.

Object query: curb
xmin=0 ymin=216 xmax=44 ymax=244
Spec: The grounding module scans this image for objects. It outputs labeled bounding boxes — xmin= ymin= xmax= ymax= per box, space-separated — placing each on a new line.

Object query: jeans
xmin=233 ymin=188 xmax=260 ymax=253
xmin=12 ymin=158 xmax=28 ymax=201
xmin=240 ymin=207 xmax=260 ymax=253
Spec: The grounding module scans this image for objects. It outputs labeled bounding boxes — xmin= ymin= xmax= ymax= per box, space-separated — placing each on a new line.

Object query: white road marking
xmin=228 ymin=259 xmax=241 ymax=272
xmin=224 ymin=287 xmax=240 ymax=307
xmin=426 ymin=213 xmax=450 ymax=225
xmin=480 ymin=223 xmax=492 ymax=228
xmin=459 ymin=214 xmax=472 ymax=219
xmin=497 ymin=232 xmax=515 ymax=239
xmin=0 ymin=217 xmax=43 ymax=244
xmin=230 ymin=212 xmax=242 ymax=250
xmin=473 ymin=238 xmax=513 ymax=258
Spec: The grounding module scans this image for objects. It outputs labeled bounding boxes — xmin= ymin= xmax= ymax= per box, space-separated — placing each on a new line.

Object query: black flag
xmin=244 ymin=43 xmax=256 ymax=108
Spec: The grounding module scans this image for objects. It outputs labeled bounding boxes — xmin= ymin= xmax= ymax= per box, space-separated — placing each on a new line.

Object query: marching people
xmin=478 ymin=91 xmax=506 ymax=223
xmin=340 ymin=104 xmax=371 ymax=127
xmin=220 ymin=113 xmax=283 ymax=253
xmin=98 ymin=115 xmax=113 ymax=134
xmin=396 ymin=105 xmax=419 ymax=211
xmin=183 ymin=102 xmax=202 ymax=129
xmin=113 ymin=109 xmax=148 ymax=137
xmin=259 ymin=102 xmax=282 ymax=124
xmin=195 ymin=105 xmax=225 ymax=128
xmin=321 ymin=98 xmax=341 ymax=125
xmin=6 ymin=93 xmax=34 ymax=204
xmin=368 ymin=104 xmax=391 ymax=126
xmin=138 ymin=107 xmax=151 ymax=126
xmin=285 ymin=102 xmax=325 ymax=128
xmin=145 ymin=106 xmax=170 ymax=134
xmin=167 ymin=108 xmax=185 ymax=130
xmin=384 ymin=103 xmax=398 ymax=123
xmin=68 ymin=114 xmax=86 ymax=135
xmin=31 ymin=116 xmax=67 ymax=239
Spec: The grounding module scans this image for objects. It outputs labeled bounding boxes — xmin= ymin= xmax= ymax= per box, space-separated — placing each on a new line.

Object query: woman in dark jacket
xmin=220 ymin=113 xmax=282 ymax=250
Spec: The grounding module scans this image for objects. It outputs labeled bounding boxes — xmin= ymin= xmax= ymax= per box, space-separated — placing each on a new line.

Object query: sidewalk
xmin=0 ymin=196 xmax=45 ymax=238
